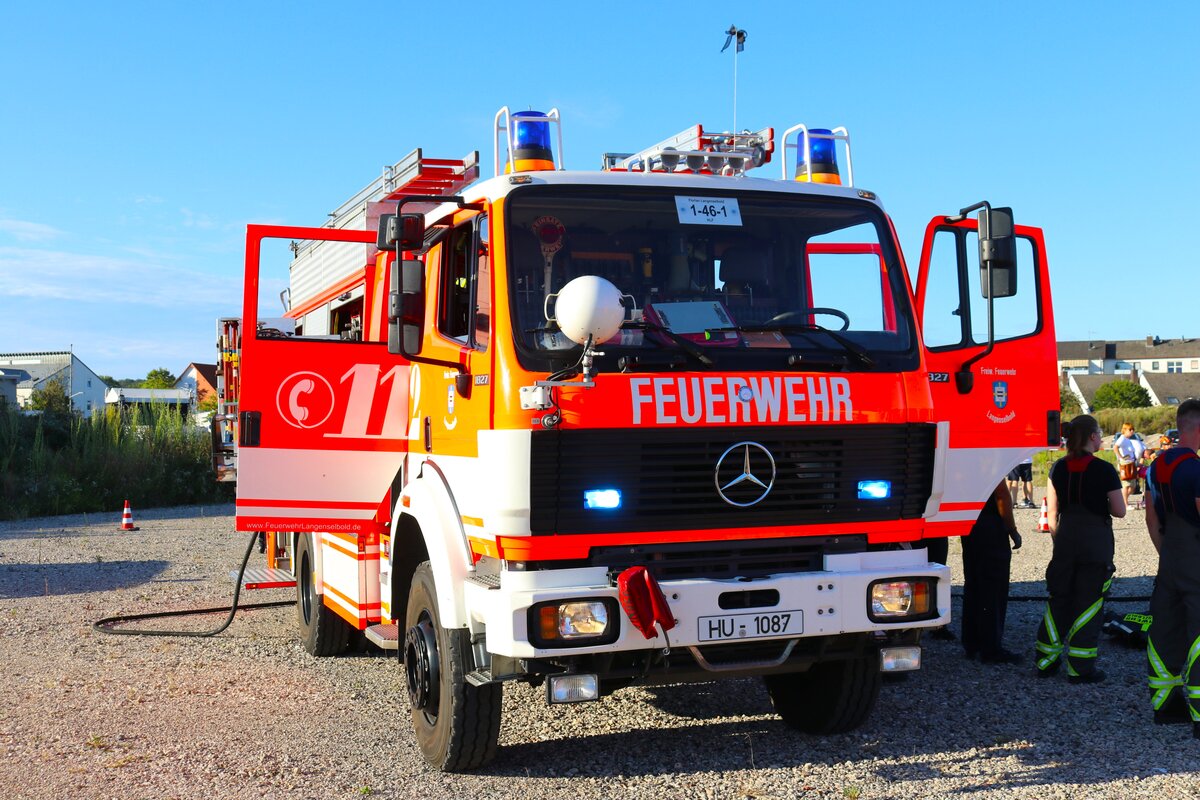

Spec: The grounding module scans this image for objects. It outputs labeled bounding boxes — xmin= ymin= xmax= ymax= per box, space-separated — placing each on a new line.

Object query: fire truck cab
xmin=219 ymin=108 xmax=1059 ymax=771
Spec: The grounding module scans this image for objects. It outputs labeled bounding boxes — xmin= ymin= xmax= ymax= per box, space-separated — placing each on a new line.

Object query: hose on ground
xmin=92 ymin=532 xmax=294 ymax=637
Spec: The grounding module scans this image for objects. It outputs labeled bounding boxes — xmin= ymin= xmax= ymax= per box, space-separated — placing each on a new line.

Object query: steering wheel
xmin=768 ymin=308 xmax=850 ymax=332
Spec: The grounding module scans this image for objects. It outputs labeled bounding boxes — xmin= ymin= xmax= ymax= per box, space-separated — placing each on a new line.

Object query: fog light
xmin=547 ymin=673 xmax=599 ymax=703
xmin=869 ymin=579 xmax=932 ymax=621
xmin=880 ymin=646 xmax=921 ymax=672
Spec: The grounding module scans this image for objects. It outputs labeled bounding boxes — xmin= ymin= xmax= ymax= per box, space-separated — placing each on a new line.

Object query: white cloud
xmin=0 ymin=246 xmax=231 ymax=307
xmin=180 ymin=208 xmax=217 ymax=229
xmin=0 ymin=218 xmax=61 ymax=242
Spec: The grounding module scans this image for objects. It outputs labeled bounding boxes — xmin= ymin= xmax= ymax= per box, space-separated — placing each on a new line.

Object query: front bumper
xmin=465 ymin=547 xmax=950 ymax=660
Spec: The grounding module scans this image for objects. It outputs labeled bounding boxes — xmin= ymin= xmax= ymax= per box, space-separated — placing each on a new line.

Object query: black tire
xmin=405 ymin=562 xmax=501 ymax=771
xmin=764 ymin=655 xmax=881 ymax=734
xmin=295 ymin=533 xmax=352 ymax=657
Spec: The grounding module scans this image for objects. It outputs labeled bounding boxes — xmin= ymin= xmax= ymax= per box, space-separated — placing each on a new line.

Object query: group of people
xmin=935 ymin=400 xmax=1200 ymax=740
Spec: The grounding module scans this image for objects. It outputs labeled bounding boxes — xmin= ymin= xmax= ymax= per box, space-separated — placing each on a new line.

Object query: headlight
xmin=868 ymin=579 xmax=933 ymax=622
xmin=529 ymin=599 xmax=619 ymax=647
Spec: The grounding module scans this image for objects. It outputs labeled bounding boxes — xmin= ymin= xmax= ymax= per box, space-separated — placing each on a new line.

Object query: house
xmin=1058 ymin=336 xmax=1200 ymax=412
xmin=0 ymin=351 xmax=108 ymax=414
xmin=175 ymin=363 xmax=218 ymax=405
xmin=0 ymin=369 xmax=19 ymax=406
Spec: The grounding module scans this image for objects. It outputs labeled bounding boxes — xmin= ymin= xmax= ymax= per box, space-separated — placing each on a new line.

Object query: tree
xmin=96 ymin=374 xmax=140 ymax=388
xmin=1092 ymin=380 xmax=1151 ymax=411
xmin=197 ymin=392 xmax=218 ymax=412
xmin=28 ymin=378 xmax=73 ymax=414
xmin=142 ymin=368 xmax=177 ymax=389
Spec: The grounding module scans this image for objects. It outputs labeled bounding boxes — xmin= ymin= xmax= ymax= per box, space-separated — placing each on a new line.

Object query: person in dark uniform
xmin=1034 ymin=414 xmax=1125 ymax=683
xmin=1144 ymin=399 xmax=1200 ymax=735
xmin=962 ymin=479 xmax=1022 ymax=663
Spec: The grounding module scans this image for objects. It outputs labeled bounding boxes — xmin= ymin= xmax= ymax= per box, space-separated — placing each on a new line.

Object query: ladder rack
xmin=323 ymin=149 xmax=480 ymax=231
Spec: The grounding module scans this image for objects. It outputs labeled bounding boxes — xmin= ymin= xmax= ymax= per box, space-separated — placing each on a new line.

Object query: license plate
xmin=698 ymin=610 xmax=803 ymax=642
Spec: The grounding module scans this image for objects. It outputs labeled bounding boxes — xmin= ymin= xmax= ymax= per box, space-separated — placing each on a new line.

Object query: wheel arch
xmin=392 ymin=459 xmax=474 ymax=628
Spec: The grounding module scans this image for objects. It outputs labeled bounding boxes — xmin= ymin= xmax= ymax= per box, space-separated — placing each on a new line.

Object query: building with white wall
xmin=0 ymin=351 xmax=108 ymax=414
xmin=1058 ymin=337 xmax=1200 ymax=412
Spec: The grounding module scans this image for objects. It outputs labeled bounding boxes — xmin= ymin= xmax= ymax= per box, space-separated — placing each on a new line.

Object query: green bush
xmin=0 ymin=403 xmax=232 ymax=520
xmin=1092 ymin=380 xmax=1151 ymax=410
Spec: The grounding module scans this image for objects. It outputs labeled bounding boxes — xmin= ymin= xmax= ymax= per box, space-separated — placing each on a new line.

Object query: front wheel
xmin=764 ymin=654 xmax=881 ymax=734
xmin=404 ymin=562 xmax=501 ymax=771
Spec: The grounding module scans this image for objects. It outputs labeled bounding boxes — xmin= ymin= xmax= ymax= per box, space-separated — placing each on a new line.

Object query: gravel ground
xmin=1 ymin=500 xmax=1197 ymax=800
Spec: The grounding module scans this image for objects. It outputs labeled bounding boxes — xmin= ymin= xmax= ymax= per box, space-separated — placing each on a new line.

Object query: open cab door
xmin=234 ymin=224 xmax=409 ymax=536
xmin=915 ymin=204 xmax=1059 ymax=535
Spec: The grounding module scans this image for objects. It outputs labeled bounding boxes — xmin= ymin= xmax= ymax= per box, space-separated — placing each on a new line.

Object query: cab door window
xmin=922 ymin=227 xmax=1040 ymax=349
xmin=437 ymin=215 xmax=490 ymax=351
xmin=474 ymin=216 xmax=490 ymax=350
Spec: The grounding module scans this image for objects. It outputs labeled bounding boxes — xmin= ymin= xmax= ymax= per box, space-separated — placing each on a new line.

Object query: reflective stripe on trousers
xmin=1036 ymin=576 xmax=1112 ymax=674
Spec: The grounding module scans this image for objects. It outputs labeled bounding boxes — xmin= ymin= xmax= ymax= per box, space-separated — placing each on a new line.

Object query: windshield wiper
xmin=707 ymin=323 xmax=874 ymax=368
xmin=621 ymin=321 xmax=714 ymax=367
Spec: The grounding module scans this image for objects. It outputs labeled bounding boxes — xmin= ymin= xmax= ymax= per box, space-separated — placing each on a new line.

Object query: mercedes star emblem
xmin=714 ymin=441 xmax=776 ymax=507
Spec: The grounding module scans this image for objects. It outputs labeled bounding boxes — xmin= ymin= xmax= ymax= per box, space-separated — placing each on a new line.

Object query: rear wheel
xmin=295 ymin=533 xmax=352 ymax=656
xmin=764 ymin=654 xmax=881 ymax=734
xmin=405 ymin=562 xmax=501 ymax=771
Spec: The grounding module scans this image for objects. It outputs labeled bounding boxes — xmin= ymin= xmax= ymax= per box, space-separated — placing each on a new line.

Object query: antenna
xmin=721 ymin=26 xmax=747 ymax=133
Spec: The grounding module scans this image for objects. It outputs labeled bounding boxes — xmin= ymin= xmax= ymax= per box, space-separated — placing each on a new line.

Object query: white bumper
xmin=465 ymin=547 xmax=950 ymax=659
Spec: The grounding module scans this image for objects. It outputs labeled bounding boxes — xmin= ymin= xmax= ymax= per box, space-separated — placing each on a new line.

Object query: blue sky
xmin=1 ymin=2 xmax=1196 ymax=379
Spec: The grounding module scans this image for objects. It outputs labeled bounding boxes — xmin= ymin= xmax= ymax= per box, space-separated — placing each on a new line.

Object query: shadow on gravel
xmin=490 ymin=717 xmax=786 ymax=779
xmin=642 ymin=681 xmax=774 ymax=719
xmin=0 ymin=560 xmax=170 ymax=598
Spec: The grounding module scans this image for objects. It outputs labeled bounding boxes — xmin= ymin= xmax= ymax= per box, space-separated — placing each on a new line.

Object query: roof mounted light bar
xmin=605 ymin=125 xmax=774 ymax=176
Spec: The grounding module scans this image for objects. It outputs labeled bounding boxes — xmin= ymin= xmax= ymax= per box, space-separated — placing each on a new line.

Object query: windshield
xmin=505 ymin=186 xmax=918 ymax=372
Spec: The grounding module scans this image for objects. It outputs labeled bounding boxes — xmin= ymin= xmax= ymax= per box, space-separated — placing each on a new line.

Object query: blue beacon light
xmin=583 ymin=489 xmax=622 ymax=510
xmin=857 ymin=480 xmax=892 ymax=500
xmin=508 ymin=110 xmax=556 ymax=172
xmin=795 ymin=128 xmax=842 ymax=185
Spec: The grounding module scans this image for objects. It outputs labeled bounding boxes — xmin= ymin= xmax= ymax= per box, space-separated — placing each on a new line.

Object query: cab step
xmin=365 ymin=624 xmax=400 ymax=651
xmin=465 ymin=669 xmax=493 ymax=686
xmin=231 ymin=567 xmax=296 ymax=590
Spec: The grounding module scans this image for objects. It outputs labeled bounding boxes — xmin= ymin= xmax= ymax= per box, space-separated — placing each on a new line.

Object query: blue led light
xmin=583 ymin=489 xmax=622 ymax=510
xmin=513 ymin=110 xmax=552 ymax=151
xmin=858 ymin=480 xmax=892 ymax=500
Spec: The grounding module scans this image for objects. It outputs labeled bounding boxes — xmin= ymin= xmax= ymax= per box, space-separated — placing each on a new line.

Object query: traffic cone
xmin=119 ymin=500 xmax=139 ymax=531
xmin=1037 ymin=498 xmax=1050 ymax=533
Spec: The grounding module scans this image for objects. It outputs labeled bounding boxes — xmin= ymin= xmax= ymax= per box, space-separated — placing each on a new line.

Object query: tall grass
xmin=0 ymin=402 xmax=232 ymax=520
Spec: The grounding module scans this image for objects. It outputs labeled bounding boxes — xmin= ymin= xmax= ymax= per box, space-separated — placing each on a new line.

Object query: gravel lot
xmin=2 ymin=500 xmax=1197 ymax=800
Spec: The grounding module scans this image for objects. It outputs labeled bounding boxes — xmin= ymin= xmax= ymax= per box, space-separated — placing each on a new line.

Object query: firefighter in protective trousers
xmin=1035 ymin=415 xmax=1125 ymax=682
xmin=1144 ymin=398 xmax=1200 ymax=734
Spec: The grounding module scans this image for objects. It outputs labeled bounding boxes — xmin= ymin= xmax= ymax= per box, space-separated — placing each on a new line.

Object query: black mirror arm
xmin=944 ymin=200 xmax=992 ymax=224
xmin=955 ymin=261 xmax=996 ymax=394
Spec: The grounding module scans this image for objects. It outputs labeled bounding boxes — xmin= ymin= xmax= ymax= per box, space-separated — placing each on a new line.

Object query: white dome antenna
xmin=545 ymin=275 xmax=625 ymax=346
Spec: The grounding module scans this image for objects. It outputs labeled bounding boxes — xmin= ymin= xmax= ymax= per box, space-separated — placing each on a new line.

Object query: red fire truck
xmin=216 ymin=108 xmax=1059 ymax=770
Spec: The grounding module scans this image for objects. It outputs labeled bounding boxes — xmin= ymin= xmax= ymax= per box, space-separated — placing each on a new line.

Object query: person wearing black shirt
xmin=1034 ymin=414 xmax=1125 ymax=682
xmin=962 ymin=479 xmax=1022 ymax=663
xmin=1144 ymin=399 xmax=1200 ymax=736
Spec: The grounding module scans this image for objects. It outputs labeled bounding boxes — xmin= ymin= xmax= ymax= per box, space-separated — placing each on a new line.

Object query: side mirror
xmin=388 ymin=258 xmax=425 ymax=356
xmin=978 ymin=206 xmax=1016 ymax=298
xmin=377 ymin=213 xmax=426 ymax=252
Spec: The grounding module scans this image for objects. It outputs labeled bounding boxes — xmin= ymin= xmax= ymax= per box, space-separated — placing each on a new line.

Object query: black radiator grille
xmin=591 ymin=535 xmax=866 ymax=582
xmin=529 ymin=424 xmax=935 ymax=535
